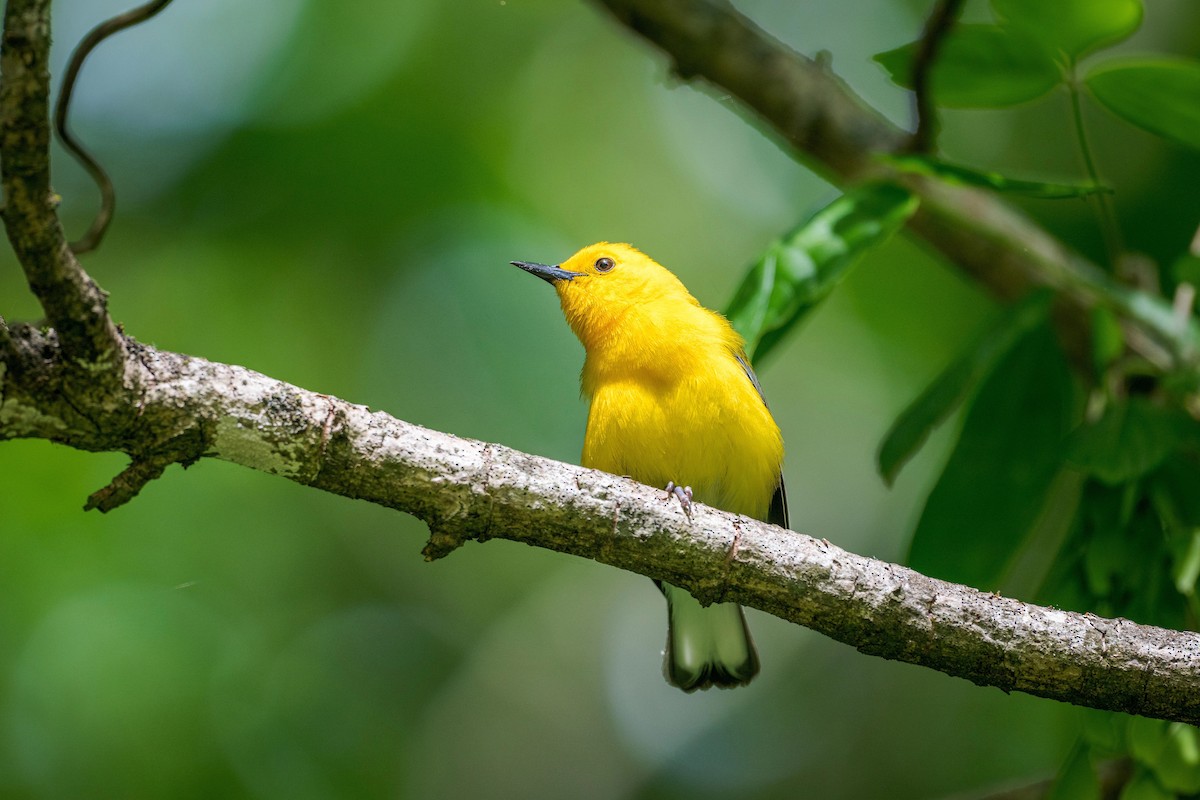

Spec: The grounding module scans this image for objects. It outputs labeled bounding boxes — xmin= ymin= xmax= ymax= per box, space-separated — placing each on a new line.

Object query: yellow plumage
xmin=512 ymin=242 xmax=786 ymax=691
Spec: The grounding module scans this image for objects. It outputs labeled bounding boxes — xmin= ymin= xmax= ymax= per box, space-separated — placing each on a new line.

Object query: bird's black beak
xmin=511 ymin=260 xmax=585 ymax=284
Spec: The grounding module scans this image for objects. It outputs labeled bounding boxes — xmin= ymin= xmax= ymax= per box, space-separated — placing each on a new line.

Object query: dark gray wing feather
xmin=735 ymin=353 xmax=789 ymax=529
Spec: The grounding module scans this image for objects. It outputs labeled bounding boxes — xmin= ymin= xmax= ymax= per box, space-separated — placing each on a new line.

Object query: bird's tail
xmin=660 ymin=582 xmax=760 ymax=691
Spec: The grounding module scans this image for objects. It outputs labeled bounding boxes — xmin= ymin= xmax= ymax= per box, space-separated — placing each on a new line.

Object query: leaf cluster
xmin=875 ymin=0 xmax=1200 ymax=150
xmin=724 ymin=0 xmax=1200 ymax=795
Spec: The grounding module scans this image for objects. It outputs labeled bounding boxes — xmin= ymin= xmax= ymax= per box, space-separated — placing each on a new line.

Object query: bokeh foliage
xmin=1 ymin=0 xmax=1199 ymax=798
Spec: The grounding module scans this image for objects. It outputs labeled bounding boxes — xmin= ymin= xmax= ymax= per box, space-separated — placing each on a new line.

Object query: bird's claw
xmin=664 ymin=481 xmax=693 ymax=520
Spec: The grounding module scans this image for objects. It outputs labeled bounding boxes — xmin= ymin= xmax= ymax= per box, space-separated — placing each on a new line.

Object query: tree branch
xmin=3 ymin=324 xmax=1200 ymax=723
xmin=1 ymin=0 xmax=124 ymax=374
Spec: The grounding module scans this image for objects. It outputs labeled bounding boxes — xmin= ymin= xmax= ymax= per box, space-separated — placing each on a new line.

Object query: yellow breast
xmin=580 ymin=338 xmax=783 ymax=520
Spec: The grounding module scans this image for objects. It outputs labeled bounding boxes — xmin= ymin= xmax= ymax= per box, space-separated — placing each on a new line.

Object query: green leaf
xmin=1150 ymin=469 xmax=1200 ymax=596
xmin=1082 ymin=485 xmax=1135 ymax=598
xmin=1170 ymin=529 xmax=1200 ymax=597
xmin=1128 ymin=717 xmax=1200 ymax=795
xmin=878 ymin=291 xmax=1051 ymax=486
xmin=881 ymin=154 xmax=1111 ymax=198
xmin=1072 ymin=480 xmax=1187 ymax=628
xmin=907 ymin=322 xmax=1074 ymax=587
xmin=1129 ymin=716 xmax=1169 ymax=768
xmin=1066 ymin=398 xmax=1181 ymax=484
xmin=726 ymin=183 xmax=918 ymax=364
xmin=1080 ymin=709 xmax=1128 ymax=757
xmin=1086 ymin=59 xmax=1200 ymax=151
xmin=873 ymin=25 xmax=1061 ymax=108
xmin=1155 ymin=724 xmax=1200 ymax=794
xmin=1153 ymin=453 xmax=1200 ymax=528
xmin=1120 ymin=769 xmax=1173 ymax=800
xmin=992 ymin=0 xmax=1142 ymax=61
xmin=1172 ymin=253 xmax=1200 ymax=288
xmin=1091 ymin=307 xmax=1124 ymax=378
xmin=1047 ymin=742 xmax=1101 ymax=800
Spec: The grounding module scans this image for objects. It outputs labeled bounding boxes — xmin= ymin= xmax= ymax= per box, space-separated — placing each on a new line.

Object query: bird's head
xmin=511 ymin=242 xmax=696 ymax=349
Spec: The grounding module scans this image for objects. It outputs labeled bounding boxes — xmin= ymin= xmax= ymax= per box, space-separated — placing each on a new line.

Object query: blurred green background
xmin=1 ymin=0 xmax=1198 ymax=797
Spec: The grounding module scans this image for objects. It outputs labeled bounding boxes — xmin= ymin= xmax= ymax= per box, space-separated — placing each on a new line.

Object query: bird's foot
xmin=664 ymin=481 xmax=693 ymax=520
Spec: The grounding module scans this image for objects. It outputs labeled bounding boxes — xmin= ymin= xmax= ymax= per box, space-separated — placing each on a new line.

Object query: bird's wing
xmin=767 ymin=475 xmax=789 ymax=530
xmin=734 ymin=351 xmax=767 ymax=401
xmin=735 ymin=352 xmax=789 ymax=529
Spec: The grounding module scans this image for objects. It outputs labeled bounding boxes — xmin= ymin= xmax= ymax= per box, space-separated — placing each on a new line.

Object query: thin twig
xmin=84 ymin=456 xmax=173 ymax=512
xmin=84 ymin=435 xmax=201 ymax=512
xmin=908 ymin=0 xmax=965 ymax=153
xmin=53 ymin=0 xmax=175 ymax=255
xmin=1066 ymin=73 xmax=1123 ymax=267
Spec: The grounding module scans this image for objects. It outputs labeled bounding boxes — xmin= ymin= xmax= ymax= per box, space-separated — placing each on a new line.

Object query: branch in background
xmin=3 ymin=325 xmax=1200 ymax=724
xmin=0 ymin=0 xmax=125 ymax=380
xmin=908 ymin=0 xmax=966 ymax=153
xmin=589 ymin=0 xmax=1200 ymax=374
xmin=596 ymin=0 xmax=904 ymax=180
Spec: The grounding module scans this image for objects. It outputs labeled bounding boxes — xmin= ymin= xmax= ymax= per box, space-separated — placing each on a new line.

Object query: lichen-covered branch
xmin=3 ymin=323 xmax=1200 ymax=724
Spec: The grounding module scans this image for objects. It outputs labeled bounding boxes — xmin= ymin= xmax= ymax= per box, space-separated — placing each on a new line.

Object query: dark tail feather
xmin=660 ymin=582 xmax=760 ymax=691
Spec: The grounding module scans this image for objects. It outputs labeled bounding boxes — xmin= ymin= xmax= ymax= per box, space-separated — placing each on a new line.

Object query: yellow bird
xmin=512 ymin=242 xmax=787 ymax=691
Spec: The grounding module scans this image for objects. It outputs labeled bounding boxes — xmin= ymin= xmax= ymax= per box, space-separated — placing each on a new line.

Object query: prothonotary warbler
xmin=511 ymin=242 xmax=787 ymax=691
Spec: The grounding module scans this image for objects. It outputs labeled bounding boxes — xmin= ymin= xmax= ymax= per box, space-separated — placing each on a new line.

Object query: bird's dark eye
xmin=595 ymin=257 xmax=615 ymax=273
